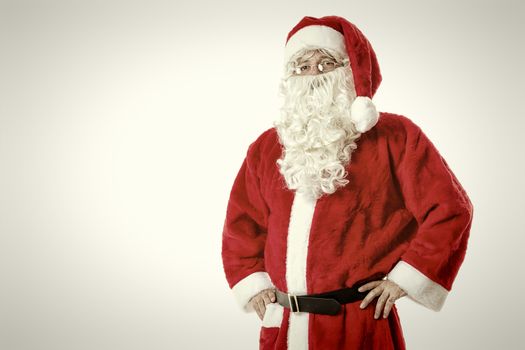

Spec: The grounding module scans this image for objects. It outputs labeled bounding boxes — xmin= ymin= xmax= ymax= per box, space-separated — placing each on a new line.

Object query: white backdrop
xmin=0 ymin=0 xmax=523 ymax=349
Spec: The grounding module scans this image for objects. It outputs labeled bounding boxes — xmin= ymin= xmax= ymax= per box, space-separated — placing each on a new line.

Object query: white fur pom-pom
xmin=350 ymin=96 xmax=380 ymax=133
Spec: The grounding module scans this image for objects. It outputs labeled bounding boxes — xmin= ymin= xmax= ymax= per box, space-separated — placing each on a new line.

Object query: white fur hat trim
xmin=284 ymin=25 xmax=346 ymax=64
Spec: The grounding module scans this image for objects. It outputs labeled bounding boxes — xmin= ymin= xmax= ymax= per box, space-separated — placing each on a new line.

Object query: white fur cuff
xmin=231 ymin=272 xmax=275 ymax=312
xmin=387 ymin=260 xmax=449 ymax=312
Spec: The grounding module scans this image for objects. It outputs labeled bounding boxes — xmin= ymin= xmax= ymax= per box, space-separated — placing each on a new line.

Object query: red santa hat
xmin=285 ymin=16 xmax=382 ymax=133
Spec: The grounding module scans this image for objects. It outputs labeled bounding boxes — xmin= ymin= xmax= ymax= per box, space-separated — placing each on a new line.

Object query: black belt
xmin=275 ymin=284 xmax=370 ymax=316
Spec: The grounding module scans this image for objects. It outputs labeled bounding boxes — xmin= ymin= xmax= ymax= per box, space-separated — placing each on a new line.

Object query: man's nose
xmin=309 ymin=64 xmax=322 ymax=75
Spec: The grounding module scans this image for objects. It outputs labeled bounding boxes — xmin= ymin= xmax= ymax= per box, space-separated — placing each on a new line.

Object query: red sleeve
xmin=387 ymin=118 xmax=474 ymax=310
xmin=221 ymin=132 xmax=274 ymax=311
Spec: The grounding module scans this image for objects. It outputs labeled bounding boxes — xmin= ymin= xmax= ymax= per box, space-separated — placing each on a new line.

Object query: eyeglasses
xmin=293 ymin=58 xmax=343 ymax=75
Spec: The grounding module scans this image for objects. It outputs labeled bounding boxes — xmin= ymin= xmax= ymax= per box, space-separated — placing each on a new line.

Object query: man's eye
xmin=323 ymin=61 xmax=336 ymax=66
xmin=300 ymin=66 xmax=309 ymax=71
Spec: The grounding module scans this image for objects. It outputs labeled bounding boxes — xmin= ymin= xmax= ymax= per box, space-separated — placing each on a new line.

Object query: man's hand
xmin=358 ymin=279 xmax=407 ymax=319
xmin=249 ymin=288 xmax=276 ymax=320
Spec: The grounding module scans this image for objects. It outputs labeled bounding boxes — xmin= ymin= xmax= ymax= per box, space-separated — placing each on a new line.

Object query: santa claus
xmin=222 ymin=15 xmax=474 ymax=350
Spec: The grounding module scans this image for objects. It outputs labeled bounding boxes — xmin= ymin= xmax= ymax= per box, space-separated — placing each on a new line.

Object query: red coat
xmin=222 ymin=112 xmax=474 ymax=349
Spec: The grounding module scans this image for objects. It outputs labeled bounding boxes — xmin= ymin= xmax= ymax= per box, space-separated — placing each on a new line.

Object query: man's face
xmin=293 ymin=50 xmax=340 ymax=76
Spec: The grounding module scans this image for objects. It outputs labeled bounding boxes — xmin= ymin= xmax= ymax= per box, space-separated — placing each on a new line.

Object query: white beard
xmin=273 ymin=66 xmax=362 ymax=200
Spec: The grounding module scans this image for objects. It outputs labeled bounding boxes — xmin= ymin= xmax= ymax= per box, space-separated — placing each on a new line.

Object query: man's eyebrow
xmin=319 ymin=54 xmax=336 ymax=60
xmin=297 ymin=57 xmax=313 ymax=64
xmin=297 ymin=54 xmax=334 ymax=64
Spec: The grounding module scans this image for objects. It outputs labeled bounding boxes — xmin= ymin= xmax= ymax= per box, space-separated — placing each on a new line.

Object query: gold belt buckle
xmin=287 ymin=293 xmax=300 ymax=313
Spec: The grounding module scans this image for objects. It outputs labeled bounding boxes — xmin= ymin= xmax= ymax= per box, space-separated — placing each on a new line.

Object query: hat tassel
xmin=350 ymin=96 xmax=380 ymax=133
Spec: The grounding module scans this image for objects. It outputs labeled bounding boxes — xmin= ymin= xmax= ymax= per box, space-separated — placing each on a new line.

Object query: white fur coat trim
xmin=262 ymin=303 xmax=285 ymax=328
xmin=286 ymin=191 xmax=317 ymax=350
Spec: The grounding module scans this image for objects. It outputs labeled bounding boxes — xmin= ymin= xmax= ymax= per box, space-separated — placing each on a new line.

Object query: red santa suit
xmin=221 ymin=16 xmax=474 ymax=350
